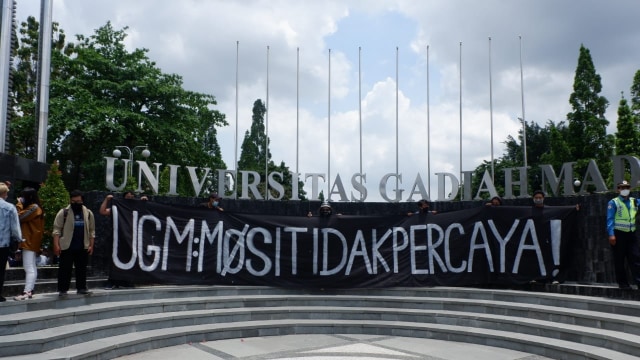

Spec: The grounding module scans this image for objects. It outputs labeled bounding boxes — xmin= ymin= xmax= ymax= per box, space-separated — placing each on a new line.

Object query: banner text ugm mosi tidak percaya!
xmin=108 ymin=199 xmax=578 ymax=288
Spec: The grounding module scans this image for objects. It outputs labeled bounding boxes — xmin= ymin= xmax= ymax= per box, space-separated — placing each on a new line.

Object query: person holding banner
xmin=606 ymin=181 xmax=640 ymax=290
xmin=485 ymin=196 xmax=503 ymax=207
xmin=532 ymin=190 xmax=546 ymax=208
xmin=100 ymin=192 xmax=144 ymax=289
xmin=407 ymin=199 xmax=437 ymax=216
xmin=99 ymin=191 xmax=147 ymax=217
xmin=307 ymin=201 xmax=341 ymax=217
xmin=201 ymin=193 xmax=224 ymax=211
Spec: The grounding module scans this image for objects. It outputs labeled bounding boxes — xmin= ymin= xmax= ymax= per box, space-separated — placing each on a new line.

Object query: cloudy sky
xmin=15 ymin=0 xmax=640 ymax=202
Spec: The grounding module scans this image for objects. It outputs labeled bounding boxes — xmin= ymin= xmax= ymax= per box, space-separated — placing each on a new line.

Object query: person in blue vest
xmin=606 ymin=181 xmax=640 ymax=290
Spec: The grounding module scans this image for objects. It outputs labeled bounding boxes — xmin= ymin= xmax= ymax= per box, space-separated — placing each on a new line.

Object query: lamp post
xmin=112 ymin=145 xmax=151 ymax=191
xmin=573 ymin=178 xmax=581 ymax=195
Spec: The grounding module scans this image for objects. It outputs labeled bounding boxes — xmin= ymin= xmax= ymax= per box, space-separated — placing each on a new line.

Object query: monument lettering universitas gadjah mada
xmin=105 ymin=155 xmax=640 ymax=202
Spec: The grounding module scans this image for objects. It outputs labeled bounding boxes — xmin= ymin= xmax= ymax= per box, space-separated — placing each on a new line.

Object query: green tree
xmin=237 ymin=99 xmax=305 ymax=199
xmin=38 ymin=161 xmax=69 ymax=249
xmin=566 ymin=45 xmax=613 ymax=176
xmin=237 ymin=99 xmax=270 ymax=198
xmin=27 ymin=21 xmax=228 ymax=192
xmin=631 ymin=70 xmax=640 ymax=116
xmin=630 ymin=70 xmax=640 ymax=148
xmin=504 ymin=121 xmax=551 ymax=167
xmin=238 ymin=99 xmax=270 ymax=171
xmin=470 ymin=158 xmax=514 ymax=199
xmin=502 ymin=120 xmax=557 ymax=191
xmin=615 ymin=93 xmax=639 ymax=157
xmin=476 ymin=120 xmax=573 ymax=195
xmin=540 ymin=121 xmax=572 ymax=169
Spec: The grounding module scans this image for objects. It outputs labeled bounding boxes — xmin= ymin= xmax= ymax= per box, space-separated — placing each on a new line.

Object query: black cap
xmin=617 ymin=181 xmax=631 ymax=188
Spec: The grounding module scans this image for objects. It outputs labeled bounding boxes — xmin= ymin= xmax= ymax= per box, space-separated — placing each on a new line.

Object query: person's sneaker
xmin=77 ymin=289 xmax=92 ymax=295
xmin=0 ymin=296 xmax=6 ymax=302
xmin=14 ymin=291 xmax=32 ymax=301
xmin=104 ymin=284 xmax=114 ymax=290
xmin=58 ymin=291 xmax=68 ymax=297
xmin=619 ymin=284 xmax=632 ymax=290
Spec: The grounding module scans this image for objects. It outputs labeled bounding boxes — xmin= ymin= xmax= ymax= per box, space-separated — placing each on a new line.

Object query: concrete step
xmin=2 ymin=293 xmax=640 ymax=337
xmin=1 ymin=286 xmax=639 ymax=359
xmin=2 ymin=304 xmax=640 ymax=357
xmin=6 ymin=319 xmax=640 ymax=360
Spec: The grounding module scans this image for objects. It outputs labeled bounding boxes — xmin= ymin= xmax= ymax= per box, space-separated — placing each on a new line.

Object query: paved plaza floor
xmin=115 ymin=334 xmax=552 ymax=360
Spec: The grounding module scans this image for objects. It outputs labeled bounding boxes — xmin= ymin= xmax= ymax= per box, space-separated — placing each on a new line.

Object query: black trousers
xmin=57 ymin=248 xmax=89 ymax=292
xmin=611 ymin=230 xmax=640 ymax=286
xmin=0 ymin=247 xmax=9 ymax=296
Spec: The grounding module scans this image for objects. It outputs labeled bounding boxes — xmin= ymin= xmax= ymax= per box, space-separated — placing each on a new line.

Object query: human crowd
xmin=0 ymin=181 xmax=638 ymax=302
xmin=0 ymin=182 xmax=98 ymax=302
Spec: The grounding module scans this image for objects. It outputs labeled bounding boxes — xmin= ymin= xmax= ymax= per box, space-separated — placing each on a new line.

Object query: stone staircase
xmin=1 ymin=281 xmax=640 ymax=360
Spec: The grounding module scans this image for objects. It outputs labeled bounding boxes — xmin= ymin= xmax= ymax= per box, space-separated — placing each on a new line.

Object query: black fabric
xmin=109 ymin=200 xmax=578 ymax=288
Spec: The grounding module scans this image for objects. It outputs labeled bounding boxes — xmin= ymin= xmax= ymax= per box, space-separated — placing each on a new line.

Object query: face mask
xmin=533 ymin=198 xmax=544 ymax=205
xmin=620 ymin=189 xmax=631 ymax=197
xmin=71 ymin=203 xmax=83 ymax=213
xmin=212 ymin=201 xmax=219 ymax=207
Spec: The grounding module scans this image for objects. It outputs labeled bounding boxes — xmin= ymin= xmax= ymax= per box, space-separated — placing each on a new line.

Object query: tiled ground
xmin=115 ymin=334 xmax=552 ymax=360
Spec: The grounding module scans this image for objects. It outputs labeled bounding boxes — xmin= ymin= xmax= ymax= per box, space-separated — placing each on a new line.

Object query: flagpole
xmin=35 ymin=0 xmax=53 ymax=162
xmin=265 ymin=45 xmax=270 ymax=199
xmin=296 ymin=47 xmax=299 ymax=175
xmin=489 ymin=37 xmax=495 ymax=181
xmin=519 ymin=35 xmax=527 ymax=169
xmin=234 ymin=40 xmax=239 ymax=197
xmin=0 ymin=0 xmax=15 ymax=153
xmin=396 ymin=46 xmax=399 ymax=194
xmin=359 ymin=46 xmax=363 ymax=191
xmin=327 ymin=48 xmax=331 ymax=199
xmin=427 ymin=45 xmax=431 ymax=196
xmin=459 ymin=41 xmax=463 ymax=199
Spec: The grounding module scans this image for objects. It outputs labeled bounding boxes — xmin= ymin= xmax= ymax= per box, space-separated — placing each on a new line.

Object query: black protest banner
xmin=108 ymin=199 xmax=578 ymax=288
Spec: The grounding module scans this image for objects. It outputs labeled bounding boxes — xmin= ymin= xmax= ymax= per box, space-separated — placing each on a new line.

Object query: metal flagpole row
xmin=225 ymin=40 xmax=529 ymax=201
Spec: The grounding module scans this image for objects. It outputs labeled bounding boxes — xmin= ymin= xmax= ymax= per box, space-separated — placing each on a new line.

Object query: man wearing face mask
xmin=201 ymin=193 xmax=224 ymax=211
xmin=532 ymin=190 xmax=545 ymax=208
xmin=606 ymin=181 xmax=640 ymax=290
xmin=52 ymin=190 xmax=95 ymax=296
